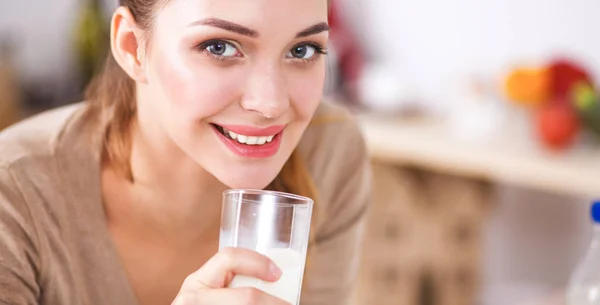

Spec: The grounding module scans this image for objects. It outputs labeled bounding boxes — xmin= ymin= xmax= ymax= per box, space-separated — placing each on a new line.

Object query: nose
xmin=240 ymin=62 xmax=290 ymax=119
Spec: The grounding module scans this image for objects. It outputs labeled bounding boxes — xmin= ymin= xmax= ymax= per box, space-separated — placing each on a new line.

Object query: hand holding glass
xmin=219 ymin=190 xmax=314 ymax=305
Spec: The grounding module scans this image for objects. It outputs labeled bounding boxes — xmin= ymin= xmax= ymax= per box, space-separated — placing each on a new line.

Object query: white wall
xmin=340 ymin=0 xmax=600 ymax=113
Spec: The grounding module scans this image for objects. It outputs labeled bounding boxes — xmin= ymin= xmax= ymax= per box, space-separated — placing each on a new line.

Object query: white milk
xmin=567 ymin=284 xmax=600 ymax=305
xmin=228 ymin=248 xmax=305 ymax=304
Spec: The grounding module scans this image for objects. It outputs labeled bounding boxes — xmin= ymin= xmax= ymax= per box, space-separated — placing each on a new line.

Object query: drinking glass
xmin=219 ymin=189 xmax=314 ymax=305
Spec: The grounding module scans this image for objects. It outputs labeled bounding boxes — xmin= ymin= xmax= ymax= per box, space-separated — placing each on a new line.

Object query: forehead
xmin=157 ymin=0 xmax=329 ymax=32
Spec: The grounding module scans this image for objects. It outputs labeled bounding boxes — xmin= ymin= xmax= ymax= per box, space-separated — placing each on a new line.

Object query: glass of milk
xmin=219 ymin=189 xmax=314 ymax=305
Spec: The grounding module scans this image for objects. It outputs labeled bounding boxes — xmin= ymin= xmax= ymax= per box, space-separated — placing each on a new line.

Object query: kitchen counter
xmin=356 ymin=113 xmax=600 ymax=199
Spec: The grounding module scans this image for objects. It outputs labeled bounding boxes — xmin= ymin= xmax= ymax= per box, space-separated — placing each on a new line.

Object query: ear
xmin=110 ymin=6 xmax=148 ymax=83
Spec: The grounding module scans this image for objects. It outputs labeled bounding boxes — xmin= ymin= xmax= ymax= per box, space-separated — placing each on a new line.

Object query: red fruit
xmin=548 ymin=58 xmax=594 ymax=100
xmin=536 ymin=101 xmax=580 ymax=150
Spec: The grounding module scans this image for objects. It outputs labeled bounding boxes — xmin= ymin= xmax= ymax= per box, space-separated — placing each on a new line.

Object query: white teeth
xmin=237 ymin=134 xmax=248 ymax=144
xmin=220 ymin=126 xmax=278 ymax=146
xmin=246 ymin=136 xmax=259 ymax=145
xmin=256 ymin=136 xmax=267 ymax=145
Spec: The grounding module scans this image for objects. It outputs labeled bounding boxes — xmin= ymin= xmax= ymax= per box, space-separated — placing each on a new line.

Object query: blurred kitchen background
xmin=1 ymin=0 xmax=600 ymax=305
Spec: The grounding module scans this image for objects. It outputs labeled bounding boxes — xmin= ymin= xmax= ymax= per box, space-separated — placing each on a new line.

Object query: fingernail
xmin=269 ymin=262 xmax=282 ymax=280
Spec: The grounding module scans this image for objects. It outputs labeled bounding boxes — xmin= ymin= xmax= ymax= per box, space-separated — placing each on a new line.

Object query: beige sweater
xmin=0 ymin=101 xmax=371 ymax=305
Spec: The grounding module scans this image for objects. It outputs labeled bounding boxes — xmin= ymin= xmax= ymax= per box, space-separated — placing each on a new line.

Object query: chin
xmin=212 ymin=163 xmax=283 ymax=190
xmin=217 ymin=174 xmax=275 ymax=190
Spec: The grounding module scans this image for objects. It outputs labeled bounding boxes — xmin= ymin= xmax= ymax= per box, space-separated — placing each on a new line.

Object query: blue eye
xmin=205 ymin=41 xmax=238 ymax=57
xmin=287 ymin=45 xmax=317 ymax=59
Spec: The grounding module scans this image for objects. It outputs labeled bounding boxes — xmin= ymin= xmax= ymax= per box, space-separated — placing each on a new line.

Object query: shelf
xmin=356 ymin=113 xmax=600 ymax=199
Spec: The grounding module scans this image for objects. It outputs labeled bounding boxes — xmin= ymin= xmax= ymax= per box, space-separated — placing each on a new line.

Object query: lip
xmin=211 ymin=124 xmax=284 ymax=159
xmin=218 ymin=124 xmax=285 ymax=137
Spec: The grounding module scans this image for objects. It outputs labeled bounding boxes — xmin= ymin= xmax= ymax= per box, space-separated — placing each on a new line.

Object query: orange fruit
xmin=504 ymin=67 xmax=551 ymax=107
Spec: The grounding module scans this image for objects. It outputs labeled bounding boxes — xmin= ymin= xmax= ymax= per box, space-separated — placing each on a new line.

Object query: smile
xmin=211 ymin=123 xmax=285 ymax=158
xmin=215 ymin=125 xmax=276 ymax=146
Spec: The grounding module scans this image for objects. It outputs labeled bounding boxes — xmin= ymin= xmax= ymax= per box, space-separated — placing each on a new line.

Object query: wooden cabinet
xmin=353 ymin=162 xmax=491 ymax=305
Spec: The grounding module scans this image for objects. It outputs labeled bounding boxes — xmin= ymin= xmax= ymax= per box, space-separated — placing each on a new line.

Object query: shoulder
xmin=0 ymin=102 xmax=98 ymax=280
xmin=0 ymin=102 xmax=86 ymax=169
xmin=298 ymin=100 xmax=369 ymax=182
xmin=297 ymin=101 xmax=372 ymax=234
xmin=299 ymin=100 xmax=367 ymax=162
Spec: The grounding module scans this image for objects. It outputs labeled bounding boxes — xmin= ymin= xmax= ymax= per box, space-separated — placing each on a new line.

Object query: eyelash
xmin=293 ymin=43 xmax=328 ymax=64
xmin=194 ymin=39 xmax=328 ymax=63
xmin=195 ymin=39 xmax=242 ymax=62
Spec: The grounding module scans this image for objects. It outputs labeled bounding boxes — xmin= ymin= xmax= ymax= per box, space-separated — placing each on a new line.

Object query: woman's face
xmin=137 ymin=0 xmax=329 ymax=189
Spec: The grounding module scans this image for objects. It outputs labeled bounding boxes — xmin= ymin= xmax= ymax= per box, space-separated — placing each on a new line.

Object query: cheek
xmin=152 ymin=50 xmax=244 ymax=120
xmin=288 ymin=65 xmax=326 ymax=119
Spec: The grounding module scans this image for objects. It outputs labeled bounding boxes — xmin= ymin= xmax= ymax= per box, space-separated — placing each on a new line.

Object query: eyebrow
xmin=191 ymin=18 xmax=258 ymax=37
xmin=189 ymin=18 xmax=330 ymax=39
xmin=295 ymin=22 xmax=330 ymax=38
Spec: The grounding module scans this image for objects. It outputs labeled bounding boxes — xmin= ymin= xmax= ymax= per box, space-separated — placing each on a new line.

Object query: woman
xmin=0 ymin=0 xmax=371 ymax=304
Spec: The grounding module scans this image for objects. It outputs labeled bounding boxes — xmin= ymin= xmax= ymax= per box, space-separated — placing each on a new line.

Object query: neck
xmin=104 ymin=120 xmax=227 ymax=242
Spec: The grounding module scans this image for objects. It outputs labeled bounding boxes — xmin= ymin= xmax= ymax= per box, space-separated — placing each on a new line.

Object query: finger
xmin=184 ymin=247 xmax=282 ymax=289
xmin=195 ymin=287 xmax=292 ymax=305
